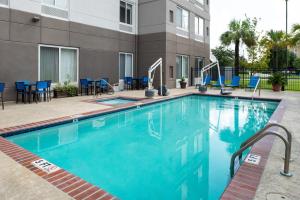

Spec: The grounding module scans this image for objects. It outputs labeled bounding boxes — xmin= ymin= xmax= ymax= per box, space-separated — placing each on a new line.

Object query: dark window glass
xmin=126 ymin=4 xmax=132 ymax=24
xmin=120 ymin=1 xmax=126 ymax=23
xmin=169 ymin=66 xmax=174 ymax=78
xmin=207 ymin=27 xmax=210 ymax=36
xmin=169 ymin=10 xmax=174 ymax=23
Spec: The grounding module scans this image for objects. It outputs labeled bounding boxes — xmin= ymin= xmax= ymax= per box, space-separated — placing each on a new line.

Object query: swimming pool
xmin=7 ymin=95 xmax=278 ymax=200
xmin=96 ymin=97 xmax=138 ymax=105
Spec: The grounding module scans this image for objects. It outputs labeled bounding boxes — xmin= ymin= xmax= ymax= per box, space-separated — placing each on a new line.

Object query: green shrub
xmin=54 ymin=83 xmax=78 ymax=97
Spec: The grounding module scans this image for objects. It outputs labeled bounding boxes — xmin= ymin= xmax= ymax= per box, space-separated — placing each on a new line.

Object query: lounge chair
xmin=212 ymin=75 xmax=225 ymax=87
xmin=225 ymin=76 xmax=241 ymax=88
xmin=246 ymin=76 xmax=260 ymax=90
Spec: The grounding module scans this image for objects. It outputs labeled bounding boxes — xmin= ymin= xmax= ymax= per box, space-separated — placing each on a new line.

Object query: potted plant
xmin=53 ymin=81 xmax=78 ymax=98
xmin=179 ymin=77 xmax=187 ymax=89
xmin=267 ymin=73 xmax=287 ymax=92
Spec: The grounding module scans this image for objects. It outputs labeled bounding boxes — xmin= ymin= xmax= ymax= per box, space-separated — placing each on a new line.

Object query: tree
xmin=291 ymin=24 xmax=300 ymax=46
xmin=211 ymin=46 xmax=234 ymax=67
xmin=220 ymin=17 xmax=257 ymax=75
xmin=260 ymin=30 xmax=289 ymax=70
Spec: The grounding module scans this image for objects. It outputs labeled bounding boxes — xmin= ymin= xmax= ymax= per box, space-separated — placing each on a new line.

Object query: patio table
xmin=132 ymin=78 xmax=142 ymax=90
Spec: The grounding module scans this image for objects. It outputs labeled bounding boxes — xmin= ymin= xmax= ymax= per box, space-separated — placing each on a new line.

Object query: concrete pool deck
xmin=0 ymin=88 xmax=299 ymax=200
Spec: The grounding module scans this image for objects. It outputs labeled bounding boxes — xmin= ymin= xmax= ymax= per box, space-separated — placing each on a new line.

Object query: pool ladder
xmin=230 ymin=123 xmax=293 ymax=178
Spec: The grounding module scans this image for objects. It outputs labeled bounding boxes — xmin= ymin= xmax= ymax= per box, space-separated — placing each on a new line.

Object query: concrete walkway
xmin=0 ymin=88 xmax=299 ymax=199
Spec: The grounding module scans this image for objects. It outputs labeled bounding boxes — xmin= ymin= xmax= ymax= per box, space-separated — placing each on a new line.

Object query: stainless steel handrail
xmin=239 ymin=123 xmax=292 ymax=160
xmin=251 ymin=78 xmax=261 ymax=100
xmin=230 ymin=127 xmax=293 ymax=178
xmin=93 ymin=79 xmax=115 ymax=97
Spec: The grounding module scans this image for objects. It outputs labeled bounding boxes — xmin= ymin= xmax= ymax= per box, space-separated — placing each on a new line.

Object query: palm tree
xmin=220 ymin=18 xmax=257 ymax=75
xmin=260 ymin=30 xmax=288 ymax=70
xmin=291 ymin=24 xmax=300 ymax=45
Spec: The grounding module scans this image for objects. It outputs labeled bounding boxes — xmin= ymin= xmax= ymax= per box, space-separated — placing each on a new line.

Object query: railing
xmin=251 ymin=78 xmax=261 ymax=100
xmin=93 ymin=79 xmax=115 ymax=97
xmin=230 ymin=123 xmax=293 ymax=178
xmin=148 ymin=58 xmax=163 ymax=90
xmin=222 ymin=67 xmax=300 ymax=91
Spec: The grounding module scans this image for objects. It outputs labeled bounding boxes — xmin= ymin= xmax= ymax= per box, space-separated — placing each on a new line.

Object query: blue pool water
xmin=7 ymin=95 xmax=278 ymax=200
xmin=96 ymin=98 xmax=137 ymax=105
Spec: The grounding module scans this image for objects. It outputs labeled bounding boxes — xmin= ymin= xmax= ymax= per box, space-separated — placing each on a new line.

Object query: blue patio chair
xmin=124 ymin=77 xmax=133 ymax=90
xmin=225 ymin=76 xmax=241 ymax=88
xmin=141 ymin=76 xmax=149 ymax=89
xmin=212 ymin=75 xmax=225 ymax=87
xmin=33 ymin=81 xmax=48 ymax=103
xmin=0 ymin=82 xmax=5 ymax=110
xmin=99 ymin=78 xmax=109 ymax=93
xmin=15 ymin=81 xmax=28 ymax=103
xmin=45 ymin=80 xmax=52 ymax=101
xmin=247 ymin=76 xmax=260 ymax=90
xmin=80 ymin=79 xmax=90 ymax=95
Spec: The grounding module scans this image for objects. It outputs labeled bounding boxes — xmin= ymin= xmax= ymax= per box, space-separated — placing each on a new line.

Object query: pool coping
xmin=0 ymin=92 xmax=285 ymax=199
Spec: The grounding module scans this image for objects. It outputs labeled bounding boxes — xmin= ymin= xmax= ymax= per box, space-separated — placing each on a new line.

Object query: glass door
xmin=176 ymin=55 xmax=189 ymax=88
xmin=119 ymin=53 xmax=133 ymax=90
xmin=194 ymin=57 xmax=204 ymax=86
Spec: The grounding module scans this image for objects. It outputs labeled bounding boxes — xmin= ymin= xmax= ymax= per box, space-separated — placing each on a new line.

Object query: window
xmin=0 ymin=0 xmax=9 ymax=7
xmin=39 ymin=45 xmax=78 ymax=84
xmin=119 ymin=53 xmax=133 ymax=79
xmin=176 ymin=55 xmax=189 ymax=79
xmin=42 ymin=0 xmax=67 ymax=10
xmin=195 ymin=16 xmax=204 ymax=36
xmin=120 ymin=1 xmax=133 ymax=25
xmin=169 ymin=10 xmax=174 ymax=23
xmin=176 ymin=7 xmax=189 ymax=31
xmin=169 ymin=66 xmax=174 ymax=78
xmin=206 ymin=26 xmax=210 ymax=36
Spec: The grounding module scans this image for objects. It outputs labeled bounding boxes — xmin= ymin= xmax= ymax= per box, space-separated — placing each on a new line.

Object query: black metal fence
xmin=225 ymin=67 xmax=300 ymax=91
xmin=193 ymin=67 xmax=300 ymax=91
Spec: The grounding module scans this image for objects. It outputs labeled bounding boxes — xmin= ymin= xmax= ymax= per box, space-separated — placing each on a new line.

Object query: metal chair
xmin=124 ymin=77 xmax=133 ymax=90
xmin=0 ymin=82 xmax=5 ymax=110
xmin=45 ymin=80 xmax=52 ymax=101
xmin=80 ymin=79 xmax=90 ymax=95
xmin=15 ymin=81 xmax=28 ymax=103
xmin=141 ymin=76 xmax=149 ymax=89
xmin=33 ymin=81 xmax=48 ymax=103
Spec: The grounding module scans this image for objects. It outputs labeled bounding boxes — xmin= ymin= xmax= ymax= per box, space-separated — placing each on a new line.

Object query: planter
xmin=199 ymin=85 xmax=207 ymax=93
xmin=272 ymin=84 xmax=282 ymax=92
xmin=180 ymin=81 xmax=187 ymax=89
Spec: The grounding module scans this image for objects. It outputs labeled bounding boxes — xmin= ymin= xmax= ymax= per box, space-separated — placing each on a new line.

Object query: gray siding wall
xmin=0 ymin=7 xmax=136 ymax=100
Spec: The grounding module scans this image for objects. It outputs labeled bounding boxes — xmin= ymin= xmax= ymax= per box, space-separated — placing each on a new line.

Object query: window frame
xmin=120 ymin=0 xmax=133 ymax=26
xmin=42 ymin=0 xmax=68 ymax=11
xmin=119 ymin=52 xmax=134 ymax=80
xmin=176 ymin=54 xmax=189 ymax=79
xmin=38 ymin=44 xmax=79 ymax=85
xmin=195 ymin=57 xmax=204 ymax=78
xmin=194 ymin=16 xmax=204 ymax=37
xmin=176 ymin=6 xmax=189 ymax=31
